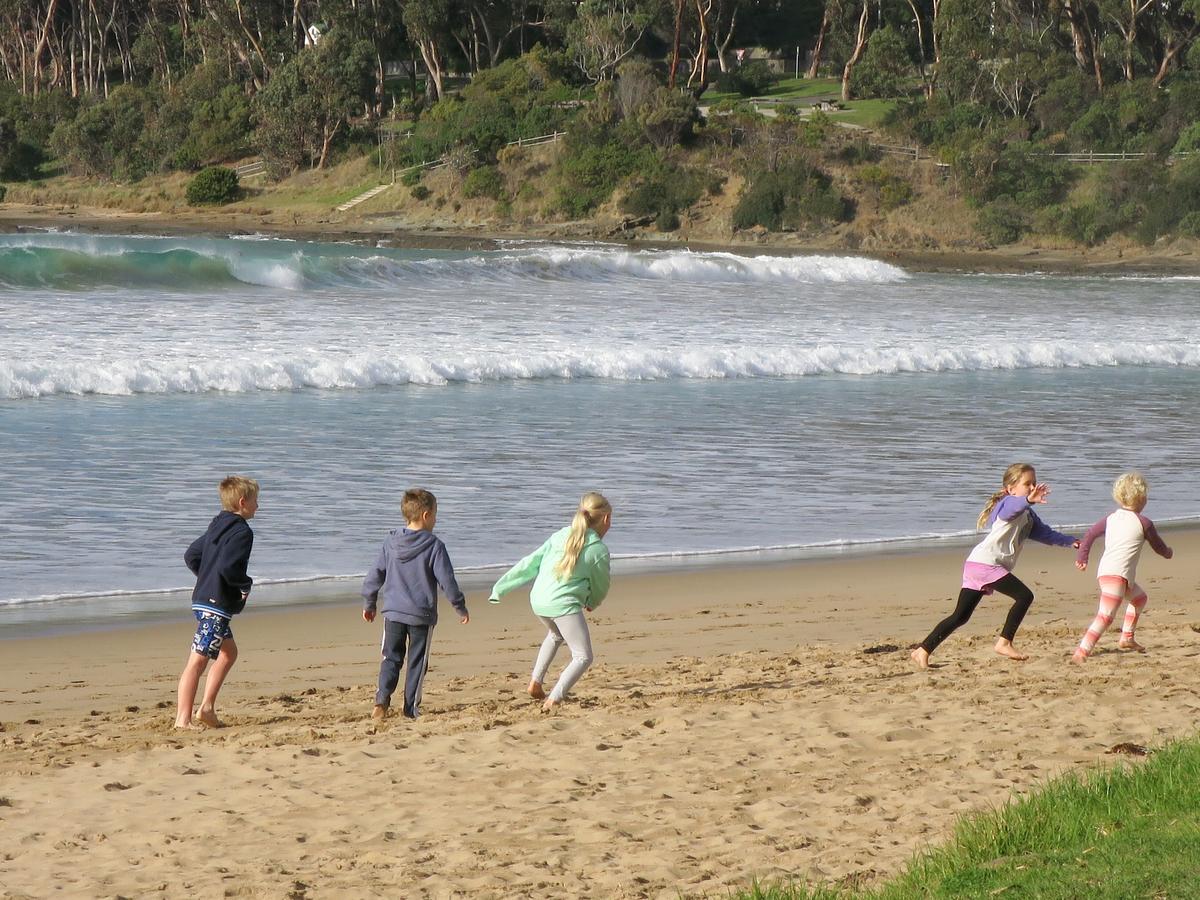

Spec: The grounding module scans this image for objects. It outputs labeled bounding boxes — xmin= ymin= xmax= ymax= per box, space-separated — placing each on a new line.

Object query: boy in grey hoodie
xmin=361 ymin=488 xmax=469 ymax=720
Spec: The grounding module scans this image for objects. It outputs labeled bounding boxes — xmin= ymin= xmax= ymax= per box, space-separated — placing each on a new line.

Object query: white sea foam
xmin=4 ymin=341 xmax=1200 ymax=399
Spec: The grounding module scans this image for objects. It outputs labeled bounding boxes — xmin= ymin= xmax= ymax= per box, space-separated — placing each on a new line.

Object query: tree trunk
xmin=841 ymin=0 xmax=871 ymax=102
xmin=713 ymin=6 xmax=737 ymax=73
xmin=807 ymin=7 xmax=830 ymax=78
xmin=668 ymin=0 xmax=684 ymax=88
xmin=686 ymin=0 xmax=711 ymax=93
xmin=417 ymin=38 xmax=444 ymax=101
xmin=32 ymin=0 xmax=63 ymax=95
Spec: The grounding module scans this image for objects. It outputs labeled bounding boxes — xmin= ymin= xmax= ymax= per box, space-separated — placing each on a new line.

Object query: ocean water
xmin=2 ymin=230 xmax=1198 ymax=634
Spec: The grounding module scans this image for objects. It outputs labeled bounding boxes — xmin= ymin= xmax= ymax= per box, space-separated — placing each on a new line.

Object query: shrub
xmin=0 ymin=184 xmax=6 ymax=203
xmin=555 ymin=138 xmax=650 ymax=217
xmin=463 ymin=164 xmax=505 ymax=200
xmin=976 ymin=197 xmax=1029 ymax=245
xmin=856 ymin=164 xmax=913 ymax=211
xmin=716 ymin=60 xmax=777 ymax=97
xmin=732 ymin=160 xmax=848 ymax=231
xmin=621 ymin=162 xmax=706 ymax=221
xmin=400 ymin=168 xmax=423 ymax=186
xmin=411 ymin=184 xmax=431 ymax=201
xmin=655 ymin=209 xmax=680 ymax=231
xmin=1179 ymin=211 xmax=1200 ymax=238
xmin=185 ymin=166 xmax=239 ymax=205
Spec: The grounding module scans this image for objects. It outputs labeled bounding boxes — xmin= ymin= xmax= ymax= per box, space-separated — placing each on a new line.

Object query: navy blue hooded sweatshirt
xmin=362 ymin=528 xmax=467 ymax=626
xmin=185 ymin=511 xmax=254 ymax=618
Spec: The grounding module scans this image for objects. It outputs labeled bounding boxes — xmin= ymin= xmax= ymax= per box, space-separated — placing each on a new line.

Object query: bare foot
xmin=527 ymin=680 xmax=546 ymax=700
xmin=197 ymin=708 xmax=224 ymax=728
xmin=371 ymin=704 xmax=388 ymax=720
xmin=994 ymin=639 xmax=1028 ymax=661
xmin=1118 ymin=639 xmax=1146 ymax=652
xmin=173 ymin=720 xmax=199 ymax=730
xmin=1070 ymin=649 xmax=1088 ymax=664
xmin=910 ymin=647 xmax=930 ymax=669
xmin=541 ymin=698 xmax=561 ymax=715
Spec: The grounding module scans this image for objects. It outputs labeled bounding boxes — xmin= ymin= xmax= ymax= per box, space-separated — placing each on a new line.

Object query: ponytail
xmin=977 ymin=489 xmax=1008 ymax=530
xmin=554 ymin=492 xmax=611 ymax=580
xmin=977 ymin=463 xmax=1035 ymax=530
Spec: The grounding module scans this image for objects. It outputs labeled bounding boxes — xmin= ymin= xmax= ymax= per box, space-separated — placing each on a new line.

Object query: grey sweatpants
xmin=532 ymin=611 xmax=593 ymax=702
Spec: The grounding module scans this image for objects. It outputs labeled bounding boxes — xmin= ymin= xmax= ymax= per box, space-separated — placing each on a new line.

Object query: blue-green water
xmin=2 ymin=231 xmax=1198 ymax=632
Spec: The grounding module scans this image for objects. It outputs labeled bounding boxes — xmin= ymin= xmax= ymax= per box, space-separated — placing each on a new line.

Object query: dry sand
xmin=2 ymin=533 xmax=1199 ymax=898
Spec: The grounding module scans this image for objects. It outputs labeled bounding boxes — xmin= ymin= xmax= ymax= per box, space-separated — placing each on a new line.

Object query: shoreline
xmin=5 ymin=203 xmax=1200 ymax=277
xmin=6 ymin=520 xmax=1200 ymax=641
xmin=3 ymin=531 xmax=1198 ymax=896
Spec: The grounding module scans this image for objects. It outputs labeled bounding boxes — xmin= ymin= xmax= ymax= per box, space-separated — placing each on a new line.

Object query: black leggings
xmin=919 ymin=573 xmax=1035 ymax=654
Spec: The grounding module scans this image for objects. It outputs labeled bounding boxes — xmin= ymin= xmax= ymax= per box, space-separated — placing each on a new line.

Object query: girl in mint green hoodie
xmin=489 ymin=492 xmax=612 ymax=713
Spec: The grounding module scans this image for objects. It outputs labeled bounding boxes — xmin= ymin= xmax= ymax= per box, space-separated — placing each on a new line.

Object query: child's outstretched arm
xmin=488 ymin=537 xmax=552 ymax=603
xmin=1138 ymin=515 xmax=1174 ymax=559
xmin=1028 ymin=511 xmax=1079 ymax=548
xmin=1075 ymin=517 xmax=1107 ymax=569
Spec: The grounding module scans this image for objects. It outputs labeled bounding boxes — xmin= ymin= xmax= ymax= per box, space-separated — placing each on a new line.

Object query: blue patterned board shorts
xmin=191 ymin=611 xmax=233 ymax=659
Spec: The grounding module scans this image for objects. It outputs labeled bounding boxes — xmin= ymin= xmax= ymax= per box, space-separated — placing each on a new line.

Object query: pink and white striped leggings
xmin=1076 ymin=576 xmax=1147 ymax=657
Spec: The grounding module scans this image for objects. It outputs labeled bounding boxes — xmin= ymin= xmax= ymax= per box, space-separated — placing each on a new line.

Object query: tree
xmin=551 ymin=0 xmax=666 ymax=81
xmin=253 ymin=30 xmax=374 ymax=172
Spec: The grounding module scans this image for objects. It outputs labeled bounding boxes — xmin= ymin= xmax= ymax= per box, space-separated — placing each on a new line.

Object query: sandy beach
xmin=2 ymin=532 xmax=1198 ymax=898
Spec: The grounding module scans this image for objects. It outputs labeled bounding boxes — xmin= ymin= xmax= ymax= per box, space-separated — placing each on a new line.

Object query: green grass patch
xmin=728 ymin=736 xmax=1200 ymax=899
xmin=830 ymin=100 xmax=898 ymax=129
xmin=701 ymin=76 xmax=842 ymax=105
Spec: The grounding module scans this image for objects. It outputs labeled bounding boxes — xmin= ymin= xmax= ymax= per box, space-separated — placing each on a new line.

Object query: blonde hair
xmin=554 ymin=492 xmax=612 ymax=580
xmin=1113 ymin=472 xmax=1148 ymax=508
xmin=977 ymin=463 xmax=1034 ymax=530
xmin=401 ymin=488 xmax=437 ymax=523
xmin=219 ymin=475 xmax=259 ymax=512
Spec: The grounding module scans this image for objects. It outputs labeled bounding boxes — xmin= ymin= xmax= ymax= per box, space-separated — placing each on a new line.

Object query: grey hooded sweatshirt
xmin=361 ymin=528 xmax=468 ymax=626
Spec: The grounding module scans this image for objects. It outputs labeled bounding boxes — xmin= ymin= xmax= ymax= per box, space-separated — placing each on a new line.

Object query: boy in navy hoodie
xmin=175 ymin=476 xmax=259 ymax=729
xmin=362 ymin=488 xmax=469 ymax=720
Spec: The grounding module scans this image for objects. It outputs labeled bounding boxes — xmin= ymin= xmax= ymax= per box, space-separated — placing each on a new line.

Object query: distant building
xmin=305 ymin=23 xmax=325 ymax=47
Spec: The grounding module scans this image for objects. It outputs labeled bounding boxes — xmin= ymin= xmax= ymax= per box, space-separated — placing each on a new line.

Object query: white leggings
xmin=532 ymin=611 xmax=593 ymax=702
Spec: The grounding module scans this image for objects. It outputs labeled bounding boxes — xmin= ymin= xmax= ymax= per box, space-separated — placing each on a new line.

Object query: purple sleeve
xmin=1075 ymin=517 xmax=1107 ymax=566
xmin=993 ymin=495 xmax=1033 ymax=523
xmin=1138 ymin=515 xmax=1173 ymax=559
xmin=1028 ymin=510 xmax=1077 ymax=547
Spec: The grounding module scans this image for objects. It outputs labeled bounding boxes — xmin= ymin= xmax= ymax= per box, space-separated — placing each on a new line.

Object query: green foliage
xmin=403 ymin=47 xmax=575 ymax=167
xmin=156 ymin=63 xmax=253 ymax=170
xmin=555 ymin=136 xmax=651 ymax=216
xmin=850 ymin=26 xmax=912 ymax=100
xmin=49 ymin=84 xmax=160 ymax=180
xmin=411 ymin=184 xmax=431 ymax=201
xmin=1136 ymin=156 xmax=1200 ymax=242
xmin=976 ymin=197 xmax=1029 ymax=244
xmin=620 ymin=160 xmax=707 ymax=227
xmin=614 ymin=60 xmax=697 ymax=149
xmin=463 ymin=164 xmax=506 ymax=199
xmin=855 ymin=164 xmax=913 ymax=210
xmin=732 ymin=160 xmax=849 ymax=231
xmin=253 ymin=30 xmax=376 ymax=175
xmin=400 ymin=168 xmax=424 ymax=186
xmin=185 ymin=166 xmax=239 ymax=205
xmin=1179 ymin=210 xmax=1200 ymax=237
xmin=715 ymin=61 xmax=778 ymax=98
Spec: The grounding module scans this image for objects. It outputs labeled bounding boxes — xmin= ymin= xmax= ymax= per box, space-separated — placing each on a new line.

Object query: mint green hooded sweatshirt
xmin=488 ymin=526 xmax=611 ymax=618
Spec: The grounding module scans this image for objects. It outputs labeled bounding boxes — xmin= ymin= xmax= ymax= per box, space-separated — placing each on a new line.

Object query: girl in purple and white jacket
xmin=912 ymin=463 xmax=1079 ymax=669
